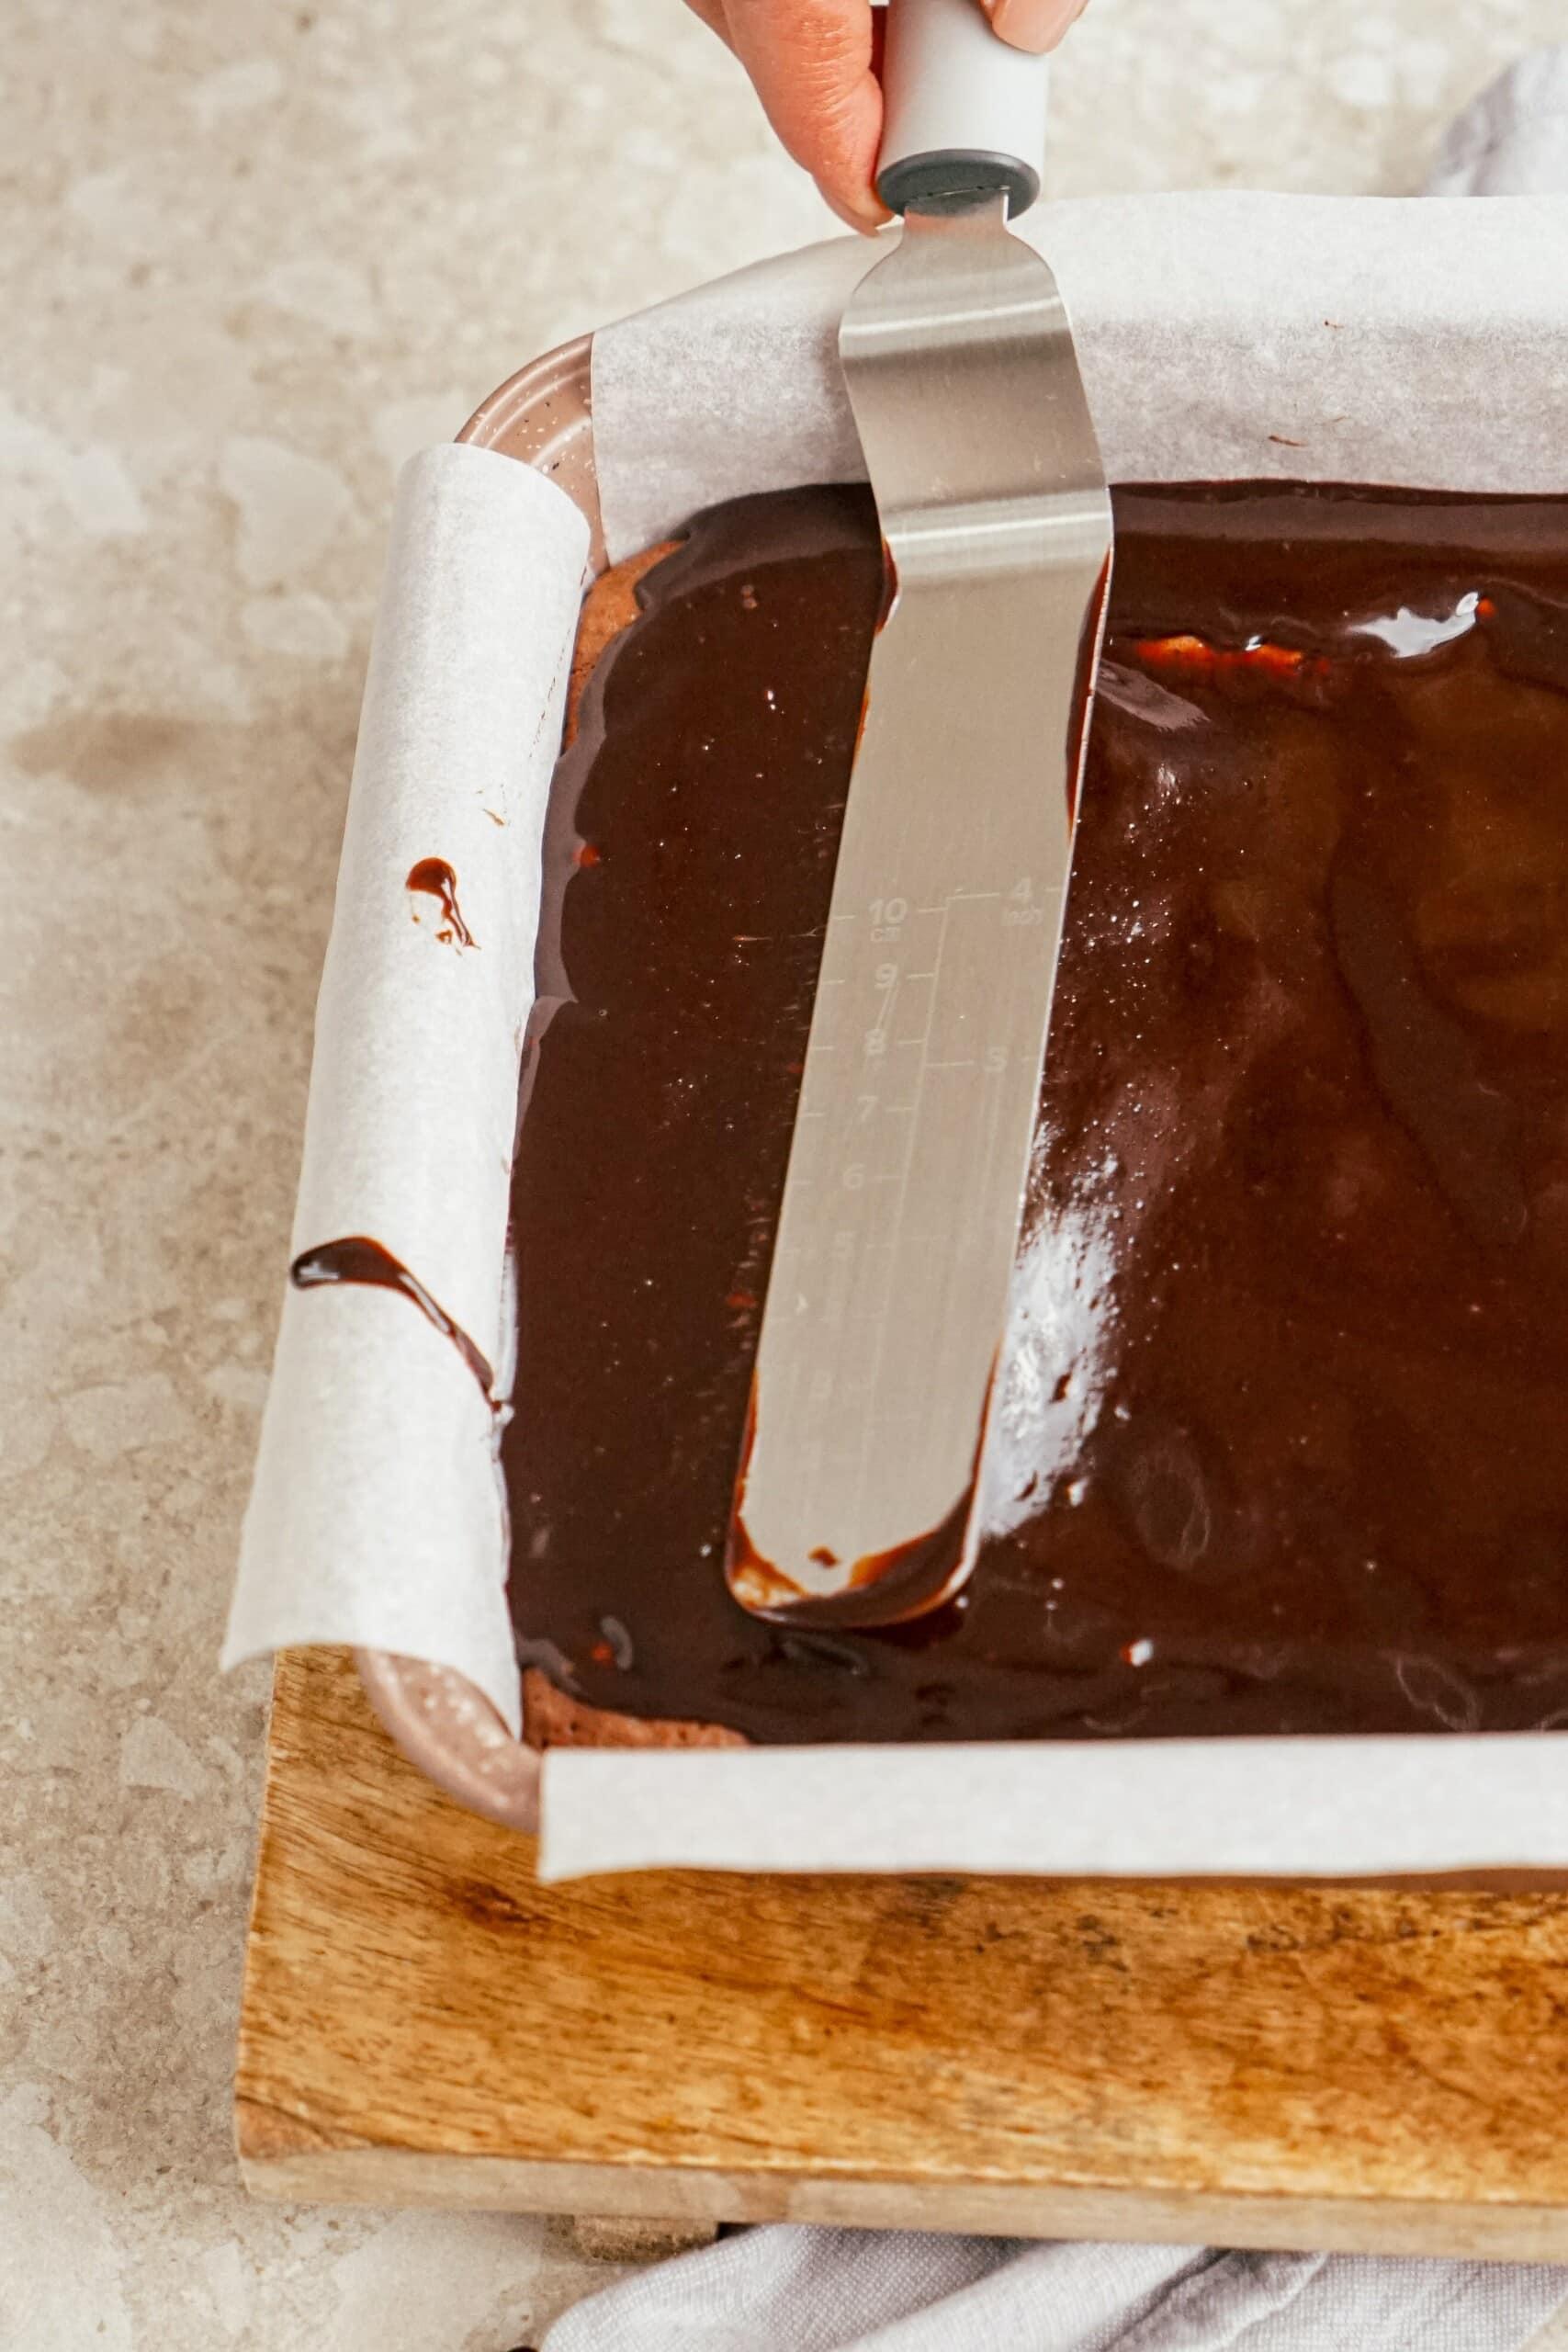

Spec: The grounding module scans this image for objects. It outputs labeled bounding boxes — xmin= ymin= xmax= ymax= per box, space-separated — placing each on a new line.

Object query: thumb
xmin=976 ymin=0 xmax=1089 ymax=53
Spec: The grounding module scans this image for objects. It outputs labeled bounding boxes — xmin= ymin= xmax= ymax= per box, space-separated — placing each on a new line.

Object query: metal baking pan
xmin=355 ymin=328 xmax=1568 ymax=1882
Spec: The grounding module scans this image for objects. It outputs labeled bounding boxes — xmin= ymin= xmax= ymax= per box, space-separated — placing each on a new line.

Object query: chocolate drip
xmin=501 ymin=482 xmax=1568 ymax=1744
xmin=406 ymin=857 xmax=477 ymax=949
xmin=292 ymin=1236 xmax=494 ymax=1400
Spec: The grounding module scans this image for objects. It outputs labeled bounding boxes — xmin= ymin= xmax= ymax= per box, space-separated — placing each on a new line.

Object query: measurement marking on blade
xmin=926 ymin=1057 xmax=976 ymax=1069
xmin=866 ymin=972 xmax=901 ymax=1046
xmin=952 ymin=889 xmax=1002 ymax=901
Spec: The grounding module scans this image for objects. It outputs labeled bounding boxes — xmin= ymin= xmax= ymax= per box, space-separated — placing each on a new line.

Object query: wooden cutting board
xmin=237 ymin=1646 xmax=1568 ymax=2257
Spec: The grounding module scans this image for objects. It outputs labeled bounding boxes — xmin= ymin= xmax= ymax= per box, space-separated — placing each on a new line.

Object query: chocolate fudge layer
xmin=502 ymin=481 xmax=1568 ymax=1743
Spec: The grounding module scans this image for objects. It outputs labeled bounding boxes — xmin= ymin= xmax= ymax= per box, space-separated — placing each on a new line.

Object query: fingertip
xmin=984 ymin=0 xmax=1089 ymax=55
xmin=819 ymin=75 xmax=889 ymax=232
xmin=726 ymin=0 xmax=887 ymax=230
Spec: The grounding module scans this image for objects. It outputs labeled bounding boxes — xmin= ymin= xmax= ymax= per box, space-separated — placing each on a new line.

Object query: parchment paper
xmin=592 ymin=193 xmax=1568 ymax=560
xmin=222 ymin=443 xmax=588 ymax=1733
xmin=228 ymin=194 xmax=1568 ymax=1864
xmin=541 ymin=1735 xmax=1568 ymax=1881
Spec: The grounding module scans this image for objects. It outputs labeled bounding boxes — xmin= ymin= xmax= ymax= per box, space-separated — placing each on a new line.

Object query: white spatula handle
xmin=877 ymin=0 xmax=1049 ymax=217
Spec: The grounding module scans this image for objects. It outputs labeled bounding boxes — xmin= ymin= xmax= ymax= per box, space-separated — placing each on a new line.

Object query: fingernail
xmin=822 ymin=183 xmax=891 ymax=236
xmin=987 ymin=0 xmax=1087 ymax=54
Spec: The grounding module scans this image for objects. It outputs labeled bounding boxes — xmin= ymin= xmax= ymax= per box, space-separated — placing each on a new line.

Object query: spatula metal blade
xmin=729 ymin=198 xmax=1111 ymax=1625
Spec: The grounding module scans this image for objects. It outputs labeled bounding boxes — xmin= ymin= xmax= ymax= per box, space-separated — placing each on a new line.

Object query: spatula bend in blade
xmin=728 ymin=198 xmax=1112 ymax=1626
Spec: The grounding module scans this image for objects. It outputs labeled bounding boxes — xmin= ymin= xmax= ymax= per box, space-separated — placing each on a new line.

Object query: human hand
xmin=683 ymin=0 xmax=1088 ymax=230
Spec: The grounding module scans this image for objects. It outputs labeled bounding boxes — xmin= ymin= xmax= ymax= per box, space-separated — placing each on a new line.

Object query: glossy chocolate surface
xmin=502 ymin=482 xmax=1568 ymax=1741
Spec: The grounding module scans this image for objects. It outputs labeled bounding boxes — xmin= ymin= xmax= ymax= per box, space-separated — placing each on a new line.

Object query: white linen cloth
xmin=545 ymin=55 xmax=1568 ymax=2352
xmin=1427 ymin=46 xmax=1568 ymax=195
xmin=546 ymin=2232 xmax=1567 ymax=2352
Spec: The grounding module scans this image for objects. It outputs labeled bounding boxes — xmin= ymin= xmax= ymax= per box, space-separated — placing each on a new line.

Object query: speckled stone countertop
xmin=5 ymin=3 xmax=1568 ymax=2345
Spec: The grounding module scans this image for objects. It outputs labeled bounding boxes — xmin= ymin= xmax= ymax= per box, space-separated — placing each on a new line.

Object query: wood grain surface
xmin=237 ymin=1647 xmax=1568 ymax=2257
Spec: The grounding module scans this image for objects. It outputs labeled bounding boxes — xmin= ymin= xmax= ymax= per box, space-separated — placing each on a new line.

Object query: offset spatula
xmin=728 ymin=0 xmax=1111 ymax=1626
